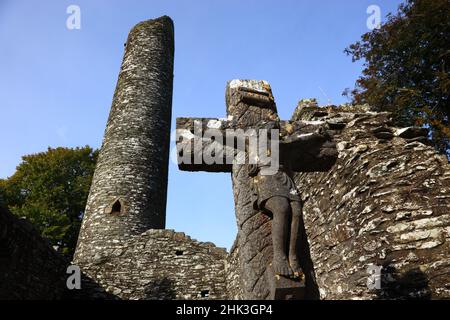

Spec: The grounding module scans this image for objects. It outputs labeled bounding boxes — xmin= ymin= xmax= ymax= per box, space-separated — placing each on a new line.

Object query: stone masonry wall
xmin=292 ymin=100 xmax=450 ymax=299
xmin=77 ymin=229 xmax=229 ymax=300
xmin=0 ymin=206 xmax=69 ymax=300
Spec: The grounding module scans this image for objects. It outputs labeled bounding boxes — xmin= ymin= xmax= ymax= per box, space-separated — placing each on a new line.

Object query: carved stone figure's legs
xmin=289 ymin=201 xmax=304 ymax=276
xmin=265 ymin=197 xmax=293 ymax=277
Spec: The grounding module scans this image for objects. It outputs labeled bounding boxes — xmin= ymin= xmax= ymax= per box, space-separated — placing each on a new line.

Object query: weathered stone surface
xmin=290 ymin=98 xmax=319 ymax=121
xmin=372 ymin=126 xmax=395 ymax=140
xmin=292 ymin=104 xmax=450 ymax=300
xmin=395 ymin=127 xmax=429 ymax=139
xmin=74 ymin=16 xmax=175 ymax=265
xmin=226 ymin=80 xmax=276 ymax=300
xmin=77 ymin=229 xmax=228 ymax=300
xmin=225 ymin=238 xmax=245 ymax=299
xmin=225 ymin=81 xmax=325 ymax=300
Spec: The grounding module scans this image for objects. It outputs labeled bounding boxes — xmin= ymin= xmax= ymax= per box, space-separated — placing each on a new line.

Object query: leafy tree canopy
xmin=0 ymin=146 xmax=98 ymax=258
xmin=345 ymin=0 xmax=449 ymax=157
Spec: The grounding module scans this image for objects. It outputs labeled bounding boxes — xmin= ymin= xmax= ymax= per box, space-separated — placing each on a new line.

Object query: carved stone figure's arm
xmin=280 ymin=121 xmax=329 ymax=147
xmin=279 ymin=121 xmax=338 ymax=172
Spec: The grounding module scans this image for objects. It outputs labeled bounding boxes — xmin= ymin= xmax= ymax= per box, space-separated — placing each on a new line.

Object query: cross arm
xmin=176 ymin=117 xmax=337 ymax=173
xmin=279 ymin=120 xmax=338 ymax=172
xmin=176 ymin=117 xmax=234 ymax=173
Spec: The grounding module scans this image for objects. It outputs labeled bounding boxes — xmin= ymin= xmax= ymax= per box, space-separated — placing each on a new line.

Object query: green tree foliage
xmin=0 ymin=146 xmax=98 ymax=258
xmin=345 ymin=0 xmax=450 ymax=156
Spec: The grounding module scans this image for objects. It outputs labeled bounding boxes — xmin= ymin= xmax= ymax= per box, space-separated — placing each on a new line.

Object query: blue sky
xmin=0 ymin=0 xmax=403 ymax=249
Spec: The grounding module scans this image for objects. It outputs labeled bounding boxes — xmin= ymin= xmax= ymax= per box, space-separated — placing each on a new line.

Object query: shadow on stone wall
xmin=298 ymin=215 xmax=320 ymax=300
xmin=0 ymin=205 xmax=69 ymax=300
xmin=66 ymin=272 xmax=120 ymax=300
xmin=377 ymin=266 xmax=431 ymax=300
xmin=144 ymin=278 xmax=177 ymax=300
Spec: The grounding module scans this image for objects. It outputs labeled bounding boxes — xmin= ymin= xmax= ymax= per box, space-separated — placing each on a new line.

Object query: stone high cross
xmin=176 ymin=80 xmax=337 ymax=300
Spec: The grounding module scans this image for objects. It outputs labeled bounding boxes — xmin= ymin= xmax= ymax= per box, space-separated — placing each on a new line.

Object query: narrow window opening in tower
xmin=175 ymin=250 xmax=184 ymax=256
xmin=111 ymin=200 xmax=122 ymax=214
xmin=200 ymin=290 xmax=210 ymax=298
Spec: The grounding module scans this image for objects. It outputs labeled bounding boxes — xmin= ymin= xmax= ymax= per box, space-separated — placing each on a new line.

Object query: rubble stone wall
xmin=292 ymin=101 xmax=450 ymax=299
xmin=77 ymin=229 xmax=229 ymax=300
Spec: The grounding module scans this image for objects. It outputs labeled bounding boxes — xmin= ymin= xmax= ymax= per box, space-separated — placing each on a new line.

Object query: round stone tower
xmin=74 ymin=16 xmax=174 ymax=264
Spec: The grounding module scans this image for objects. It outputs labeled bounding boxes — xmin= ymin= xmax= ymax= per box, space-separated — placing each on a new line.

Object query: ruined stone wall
xmin=292 ymin=101 xmax=450 ymax=299
xmin=0 ymin=206 xmax=69 ymax=300
xmin=77 ymin=229 xmax=229 ymax=300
